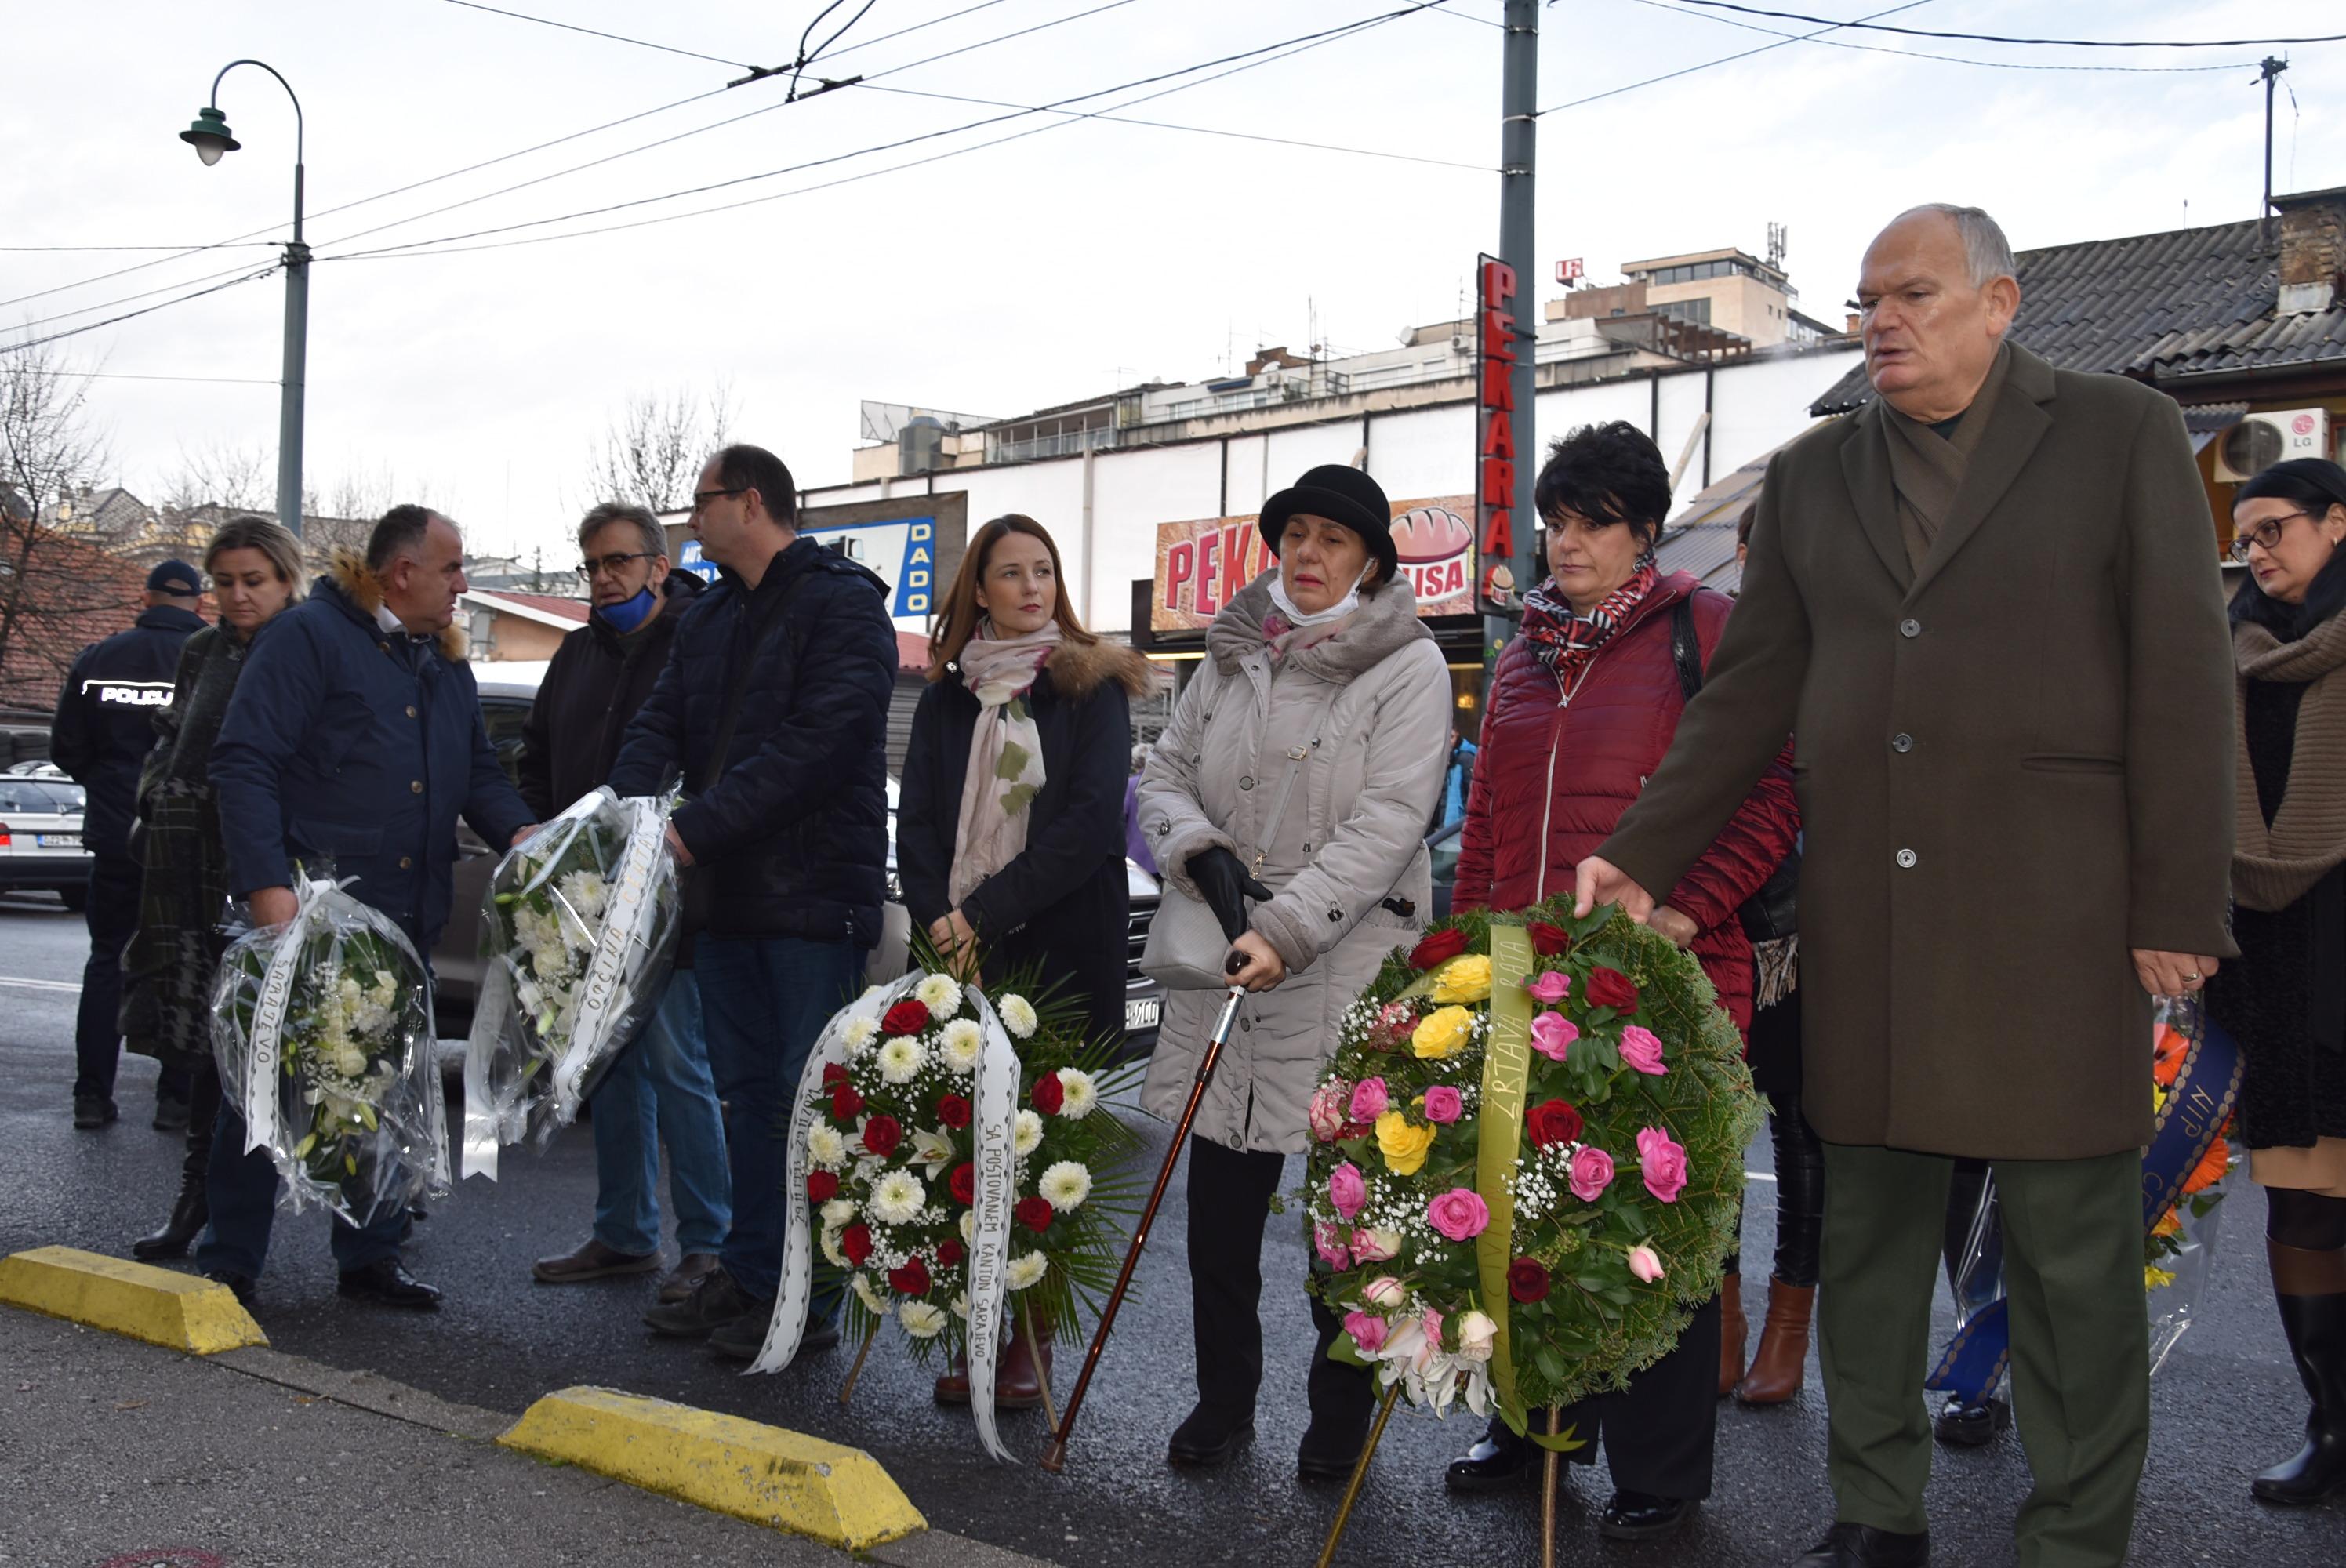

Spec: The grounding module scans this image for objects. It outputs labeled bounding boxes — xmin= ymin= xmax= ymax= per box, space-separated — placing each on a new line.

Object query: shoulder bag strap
xmin=1669 ymin=597 xmax=1704 ymax=705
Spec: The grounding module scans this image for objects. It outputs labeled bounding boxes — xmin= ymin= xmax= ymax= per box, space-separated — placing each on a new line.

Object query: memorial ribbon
xmin=1473 ymin=921 xmax=1547 ymax=1443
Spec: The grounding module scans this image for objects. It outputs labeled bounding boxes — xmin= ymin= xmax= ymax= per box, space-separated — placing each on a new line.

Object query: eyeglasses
xmin=690 ymin=486 xmax=746 ymax=514
xmin=2230 ymin=510 xmax=2313 ymax=561
xmin=580 ymin=550 xmax=655 ymax=578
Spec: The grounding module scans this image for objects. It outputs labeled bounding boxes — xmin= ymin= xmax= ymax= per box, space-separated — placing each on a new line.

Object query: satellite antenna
xmin=1766 ymin=222 xmax=1789 ymax=270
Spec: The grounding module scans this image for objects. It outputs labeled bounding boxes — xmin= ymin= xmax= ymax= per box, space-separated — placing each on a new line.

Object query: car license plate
xmin=1125 ymin=996 xmax=1161 ymax=1033
xmin=38 ymin=833 xmax=80 ymax=848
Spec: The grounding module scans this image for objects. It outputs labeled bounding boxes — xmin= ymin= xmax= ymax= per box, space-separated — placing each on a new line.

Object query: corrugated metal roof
xmin=1654 ymin=452 xmax=1774 ymax=596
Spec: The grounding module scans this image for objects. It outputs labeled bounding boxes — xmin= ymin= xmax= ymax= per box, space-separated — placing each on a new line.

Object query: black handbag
xmin=1669 ymin=598 xmax=1799 ymax=943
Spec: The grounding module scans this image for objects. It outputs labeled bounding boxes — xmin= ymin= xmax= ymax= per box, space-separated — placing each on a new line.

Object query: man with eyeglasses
xmin=519 ymin=502 xmax=730 ymax=1309
xmin=609 ymin=444 xmax=896 ymax=1359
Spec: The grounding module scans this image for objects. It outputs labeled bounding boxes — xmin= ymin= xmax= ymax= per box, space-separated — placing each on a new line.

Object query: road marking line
xmin=0 ymin=975 xmax=77 ymax=993
xmin=1744 ymin=1171 xmax=1777 ymax=1183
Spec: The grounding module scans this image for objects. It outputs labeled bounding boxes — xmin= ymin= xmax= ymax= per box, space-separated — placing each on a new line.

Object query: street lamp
xmin=179 ymin=60 xmax=307 ymax=540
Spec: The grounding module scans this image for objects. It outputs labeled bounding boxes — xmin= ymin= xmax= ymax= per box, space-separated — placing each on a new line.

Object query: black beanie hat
xmin=1258 ymin=465 xmax=1397 ymax=586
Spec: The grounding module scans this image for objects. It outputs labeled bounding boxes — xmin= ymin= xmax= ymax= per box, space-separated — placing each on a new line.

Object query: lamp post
xmin=180 ymin=60 xmax=307 ymax=541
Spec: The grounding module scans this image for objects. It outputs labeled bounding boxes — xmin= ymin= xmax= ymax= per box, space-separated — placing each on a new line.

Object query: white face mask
xmin=1269 ymin=561 xmax=1371 ymax=628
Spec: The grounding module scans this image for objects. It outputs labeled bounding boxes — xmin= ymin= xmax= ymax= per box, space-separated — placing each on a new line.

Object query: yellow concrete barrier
xmin=498 ymin=1385 xmax=925 ymax=1549
xmin=0 ymin=1245 xmax=267 ymax=1354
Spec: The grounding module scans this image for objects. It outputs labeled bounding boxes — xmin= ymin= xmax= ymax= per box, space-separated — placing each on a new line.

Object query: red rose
xmin=888 ymin=1258 xmax=932 ymax=1297
xmin=1031 ymin=1073 xmax=1066 ymax=1116
xmin=936 ymin=1094 xmax=972 ymax=1129
xmin=1586 ymin=967 xmax=1640 ymax=1014
xmin=882 ymin=999 xmax=932 ymax=1036
xmin=950 ymin=1162 xmax=976 ymax=1205
xmin=936 ymin=1239 xmax=966 ymax=1268
xmin=1015 ymin=1196 xmax=1055 ymax=1233
xmin=1527 ymin=922 xmax=1572 ymax=956
xmin=1525 ymin=1098 xmax=1585 ymax=1149
xmin=821 ymin=1062 xmax=849 ymax=1088
xmin=841 ymin=1223 xmax=873 ymax=1266
xmin=830 ymin=1084 xmax=864 ymax=1121
xmin=1407 ymin=928 xmax=1470 ymax=971
xmin=807 ymin=1170 xmax=839 ymax=1203
xmin=1508 ymin=1257 xmax=1550 ymax=1303
xmin=860 ymin=1114 xmax=902 ymax=1157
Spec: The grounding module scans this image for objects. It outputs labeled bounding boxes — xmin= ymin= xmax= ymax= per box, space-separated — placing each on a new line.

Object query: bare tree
xmin=580 ymin=382 xmax=737 ymax=513
xmin=0 ymin=335 xmax=133 ymax=710
xmin=158 ymin=439 xmax=274 ymax=516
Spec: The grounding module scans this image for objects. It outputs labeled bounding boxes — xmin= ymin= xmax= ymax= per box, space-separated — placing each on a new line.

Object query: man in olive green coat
xmin=1580 ymin=205 xmax=2236 ymax=1568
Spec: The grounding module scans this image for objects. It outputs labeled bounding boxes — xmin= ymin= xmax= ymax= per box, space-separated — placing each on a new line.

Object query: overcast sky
xmin=7 ymin=0 xmax=2341 ymax=561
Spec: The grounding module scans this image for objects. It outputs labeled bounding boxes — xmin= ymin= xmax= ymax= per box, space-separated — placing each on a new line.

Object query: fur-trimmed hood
xmin=1045 ymin=634 xmax=1157 ymax=702
xmin=328 ymin=547 xmax=470 ymax=662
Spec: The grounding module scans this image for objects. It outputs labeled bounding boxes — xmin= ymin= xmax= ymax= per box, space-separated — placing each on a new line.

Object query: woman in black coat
xmin=897 ymin=514 xmax=1153 ymax=1403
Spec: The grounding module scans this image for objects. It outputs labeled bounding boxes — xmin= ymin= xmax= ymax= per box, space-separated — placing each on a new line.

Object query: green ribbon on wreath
xmin=1475 ymin=920 xmax=1538 ymax=1439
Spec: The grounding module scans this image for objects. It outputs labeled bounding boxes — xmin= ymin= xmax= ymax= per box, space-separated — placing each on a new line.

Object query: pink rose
xmin=1526 ymin=969 xmax=1571 ymax=1004
xmin=1350 ymin=1226 xmax=1400 ymax=1263
xmin=1313 ymin=1221 xmax=1353 ymax=1271
xmin=1626 ymin=1243 xmax=1665 ymax=1283
xmin=1328 ymin=1160 xmax=1367 ymax=1221
xmin=1363 ymin=1275 xmax=1407 ymax=1309
xmin=1422 ymin=1084 xmax=1463 ymax=1123
xmin=1426 ymin=1188 xmax=1491 ymax=1242
xmin=1618 ymin=1025 xmax=1666 ymax=1076
xmin=1419 ymin=1308 xmax=1444 ymax=1356
xmin=1374 ymin=1002 xmax=1416 ymax=1050
xmin=1342 ymin=1309 xmax=1387 ymax=1354
xmin=1530 ymin=1010 xmax=1579 ymax=1062
xmin=1307 ymin=1080 xmax=1349 ymax=1142
xmin=1349 ymin=1076 xmax=1389 ymax=1124
xmin=1636 ymin=1126 xmax=1689 ymax=1203
xmin=1568 ymin=1145 xmax=1614 ymax=1202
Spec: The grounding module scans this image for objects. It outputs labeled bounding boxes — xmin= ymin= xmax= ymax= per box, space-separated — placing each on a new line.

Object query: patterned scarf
xmin=1519 ymin=560 xmax=1658 ymax=684
xmin=949 ymin=619 xmax=1061 ymax=908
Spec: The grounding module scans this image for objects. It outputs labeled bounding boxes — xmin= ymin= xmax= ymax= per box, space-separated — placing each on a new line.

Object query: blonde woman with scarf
xmin=898 ymin=513 xmax=1154 ymax=1410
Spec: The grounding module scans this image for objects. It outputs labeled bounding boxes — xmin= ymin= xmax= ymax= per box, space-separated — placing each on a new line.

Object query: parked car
xmin=1427 ymin=816 xmax=1464 ymax=924
xmin=0 ymin=775 xmax=92 ymax=909
xmin=433 ymin=662 xmax=1164 ymax=1054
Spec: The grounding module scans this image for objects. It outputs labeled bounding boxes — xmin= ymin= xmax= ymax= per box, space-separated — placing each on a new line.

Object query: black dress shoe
xmin=131 ymin=1185 xmax=209 ymax=1261
xmin=1297 ymin=1414 xmax=1370 ymax=1483
xmin=74 ymin=1094 xmax=117 ymax=1130
xmin=338 ymin=1258 xmax=443 ymax=1310
xmin=1791 ymin=1521 xmax=1930 ymax=1566
xmin=1930 ymin=1392 xmax=2009 ymax=1448
xmin=204 ymin=1269 xmax=258 ymax=1308
xmin=1166 ymin=1403 xmax=1254 ymax=1467
xmin=1445 ymin=1422 xmax=1534 ymax=1494
xmin=152 ymin=1094 xmax=191 ymax=1132
xmin=1600 ymin=1491 xmax=1694 ymax=1541
xmin=709 ymin=1308 xmax=837 ymax=1362
xmin=641 ymin=1265 xmax=762 ymax=1338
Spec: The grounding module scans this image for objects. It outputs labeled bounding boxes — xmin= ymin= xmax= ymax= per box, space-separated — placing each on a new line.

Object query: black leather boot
xmin=1297 ymin=1296 xmax=1373 ymax=1482
xmin=1167 ymin=1403 xmax=1255 ymax=1466
xmin=1790 ymin=1522 xmax=1930 ymax=1566
xmin=1445 ymin=1415 xmax=1535 ymax=1494
xmin=131 ymin=1179 xmax=208 ymax=1261
xmin=2253 ymin=1290 xmax=2346 ymax=1504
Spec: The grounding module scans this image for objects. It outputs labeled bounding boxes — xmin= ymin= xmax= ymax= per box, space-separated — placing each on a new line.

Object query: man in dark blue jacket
xmin=198 ymin=505 xmax=536 ymax=1310
xmin=608 ymin=443 xmax=895 ymax=1355
xmin=50 ymin=559 xmax=206 ymax=1131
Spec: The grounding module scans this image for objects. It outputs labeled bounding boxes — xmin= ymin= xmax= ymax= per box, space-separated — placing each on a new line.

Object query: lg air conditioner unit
xmin=2213 ymin=408 xmax=2331 ymax=482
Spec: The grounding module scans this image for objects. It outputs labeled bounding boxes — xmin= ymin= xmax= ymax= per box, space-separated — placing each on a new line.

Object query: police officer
xmin=50 ymin=560 xmax=206 ymax=1131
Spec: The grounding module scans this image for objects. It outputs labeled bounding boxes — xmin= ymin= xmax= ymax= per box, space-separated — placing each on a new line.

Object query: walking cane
xmin=1039 ymin=966 xmax=1247 ymax=1473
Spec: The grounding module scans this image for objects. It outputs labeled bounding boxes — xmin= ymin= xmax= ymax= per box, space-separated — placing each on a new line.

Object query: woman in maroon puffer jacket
xmin=1443 ymin=421 xmax=1799 ymax=1543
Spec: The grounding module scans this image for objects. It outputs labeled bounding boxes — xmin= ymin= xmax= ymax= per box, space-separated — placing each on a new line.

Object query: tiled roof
xmin=1810 ymin=215 xmax=2346 ymax=416
xmin=470 ymin=590 xmax=589 ymax=624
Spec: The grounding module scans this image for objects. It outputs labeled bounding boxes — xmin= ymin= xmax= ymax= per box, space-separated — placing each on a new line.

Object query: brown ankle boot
xmin=1734 ymin=1277 xmax=1815 ymax=1405
xmin=1717 ymin=1273 xmax=1746 ymax=1398
xmin=933 ymin=1351 xmax=972 ymax=1406
xmin=997 ymin=1320 xmax=1055 ymax=1410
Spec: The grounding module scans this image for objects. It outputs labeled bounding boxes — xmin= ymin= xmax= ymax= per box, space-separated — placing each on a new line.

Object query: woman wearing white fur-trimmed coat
xmin=1135 ymin=463 xmax=1452 ymax=1483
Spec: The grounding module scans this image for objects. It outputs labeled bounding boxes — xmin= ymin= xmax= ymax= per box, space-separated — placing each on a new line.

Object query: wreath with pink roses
xmin=1302 ymin=898 xmax=1761 ymax=1427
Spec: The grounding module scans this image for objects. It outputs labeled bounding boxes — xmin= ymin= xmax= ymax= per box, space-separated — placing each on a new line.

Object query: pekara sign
xmin=1150 ymin=495 xmax=1476 ymax=633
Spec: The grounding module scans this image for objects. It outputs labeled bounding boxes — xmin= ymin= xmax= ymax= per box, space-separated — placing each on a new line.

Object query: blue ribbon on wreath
xmin=1924 ymin=1009 xmax=2244 ymax=1405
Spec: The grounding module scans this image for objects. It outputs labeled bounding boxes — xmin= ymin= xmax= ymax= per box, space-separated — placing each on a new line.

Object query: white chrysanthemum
xmin=959 ymin=1209 xmax=977 ymax=1245
xmin=842 ymin=1016 xmax=880 ymax=1051
xmin=852 ymin=1272 xmax=892 ymax=1316
xmin=819 ymin=1197 xmax=859 ymax=1228
xmin=820 ymin=1227 xmax=845 ymax=1268
xmin=1056 ymin=1069 xmax=1098 ymax=1120
xmin=999 ymin=994 xmax=1037 ymax=1039
xmin=1014 ymin=1109 xmax=1044 ymax=1156
xmin=806 ymin=1124 xmax=846 ymax=1167
xmin=869 ymin=1169 xmax=927 ymax=1225
xmin=1006 ymin=1253 xmax=1048 ymax=1290
xmin=877 ymin=1035 xmax=927 ymax=1084
xmin=950 ymin=1291 xmax=969 ymax=1320
xmin=557 ymin=869 xmax=610 ymax=920
xmin=334 ymin=1045 xmax=369 ymax=1077
xmin=899 ymin=1300 xmax=948 ymax=1339
xmin=916 ymin=973 xmax=961 ymax=1017
xmin=1039 ymin=1160 xmax=1093 ymax=1214
xmin=939 ymin=1019 xmax=982 ymax=1074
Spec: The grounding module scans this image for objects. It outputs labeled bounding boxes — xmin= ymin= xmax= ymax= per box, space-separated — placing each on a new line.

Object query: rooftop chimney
xmin=2272 ymin=186 xmax=2346 ymax=316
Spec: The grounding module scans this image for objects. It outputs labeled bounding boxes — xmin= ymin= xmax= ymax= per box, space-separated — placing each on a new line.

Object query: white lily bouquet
xmin=210 ymin=875 xmax=446 ymax=1228
xmin=461 ymin=786 xmax=681 ymax=1178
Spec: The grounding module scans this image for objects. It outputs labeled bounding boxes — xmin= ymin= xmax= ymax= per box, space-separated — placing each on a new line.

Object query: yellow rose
xmin=1429 ymin=954 xmax=1493 ymax=1004
xmin=1411 ymin=1004 xmax=1474 ymax=1060
xmin=1375 ymin=1109 xmax=1437 ymax=1176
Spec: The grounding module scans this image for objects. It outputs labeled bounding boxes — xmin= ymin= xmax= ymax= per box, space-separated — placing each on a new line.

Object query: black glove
xmin=1186 ymin=846 xmax=1274 ymax=942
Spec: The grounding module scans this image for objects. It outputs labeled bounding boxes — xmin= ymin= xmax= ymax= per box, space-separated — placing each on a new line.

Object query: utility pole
xmin=1487 ymin=0 xmax=1538 ymax=660
xmin=2261 ymin=56 xmax=2288 ymax=248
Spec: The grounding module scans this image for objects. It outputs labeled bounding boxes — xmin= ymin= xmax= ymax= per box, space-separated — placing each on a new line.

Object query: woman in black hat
xmin=1134 ymin=463 xmax=1452 ymax=1480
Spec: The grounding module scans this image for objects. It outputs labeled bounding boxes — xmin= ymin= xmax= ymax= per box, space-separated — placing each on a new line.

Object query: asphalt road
xmin=2 ymin=887 xmax=2338 ymax=1567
